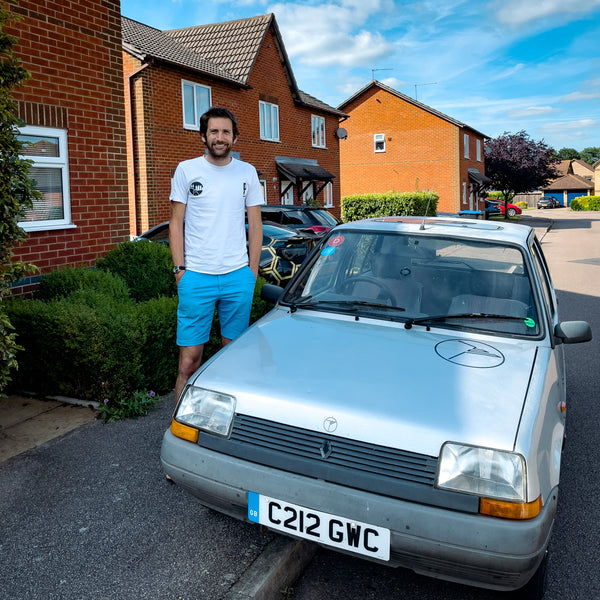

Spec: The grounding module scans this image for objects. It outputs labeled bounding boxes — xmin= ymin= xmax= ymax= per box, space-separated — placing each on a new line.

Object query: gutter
xmin=126 ymin=59 xmax=152 ymax=238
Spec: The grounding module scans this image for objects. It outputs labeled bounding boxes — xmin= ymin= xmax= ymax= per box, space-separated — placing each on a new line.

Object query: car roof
xmin=335 ymin=216 xmax=533 ymax=246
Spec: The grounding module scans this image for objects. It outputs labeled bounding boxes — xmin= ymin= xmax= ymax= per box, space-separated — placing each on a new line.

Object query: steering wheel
xmin=341 ymin=276 xmax=396 ymax=304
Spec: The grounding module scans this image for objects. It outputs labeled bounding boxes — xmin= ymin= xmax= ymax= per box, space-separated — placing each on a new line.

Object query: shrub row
xmin=341 ymin=191 xmax=438 ymax=222
xmin=6 ymin=240 xmax=271 ymax=419
xmin=570 ymin=196 xmax=600 ymax=211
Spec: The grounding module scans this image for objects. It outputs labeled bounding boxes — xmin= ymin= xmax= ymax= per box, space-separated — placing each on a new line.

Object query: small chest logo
xmin=243 ymin=182 xmax=248 ymax=198
xmin=189 ymin=181 xmax=203 ymax=196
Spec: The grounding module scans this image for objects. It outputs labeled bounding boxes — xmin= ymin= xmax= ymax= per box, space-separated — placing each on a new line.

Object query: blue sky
xmin=120 ymin=0 xmax=600 ymax=152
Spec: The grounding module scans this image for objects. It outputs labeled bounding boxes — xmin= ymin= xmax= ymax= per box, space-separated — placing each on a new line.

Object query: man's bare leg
xmin=174 ymin=344 xmax=204 ymax=403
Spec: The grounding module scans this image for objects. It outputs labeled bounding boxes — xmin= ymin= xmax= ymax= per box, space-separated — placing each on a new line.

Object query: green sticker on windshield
xmin=524 ymin=318 xmax=536 ymax=328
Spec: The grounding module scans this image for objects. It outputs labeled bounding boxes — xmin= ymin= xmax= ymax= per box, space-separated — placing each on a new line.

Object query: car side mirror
xmin=261 ymin=283 xmax=284 ymax=304
xmin=554 ymin=321 xmax=592 ymax=344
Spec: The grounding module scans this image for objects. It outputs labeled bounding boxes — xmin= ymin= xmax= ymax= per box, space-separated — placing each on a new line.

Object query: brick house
xmin=7 ymin=0 xmax=129 ymax=295
xmin=121 ymin=13 xmax=346 ymax=235
xmin=338 ymin=81 xmax=489 ymax=215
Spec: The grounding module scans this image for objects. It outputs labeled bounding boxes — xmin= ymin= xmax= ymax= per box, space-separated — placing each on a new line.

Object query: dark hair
xmin=199 ymin=107 xmax=240 ymax=139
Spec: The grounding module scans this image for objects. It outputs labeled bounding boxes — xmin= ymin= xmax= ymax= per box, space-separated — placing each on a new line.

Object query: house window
xmin=374 ymin=133 xmax=386 ymax=153
xmin=464 ymin=134 xmax=470 ymax=158
xmin=259 ymin=179 xmax=267 ymax=204
xmin=260 ymin=101 xmax=280 ymax=141
xmin=182 ymin=80 xmax=211 ymax=130
xmin=476 ymin=139 xmax=482 ymax=162
xmin=311 ymin=115 xmax=326 ymax=148
xmin=462 ymin=182 xmax=467 ymax=204
xmin=17 ymin=125 xmax=71 ymax=232
xmin=324 ymin=182 xmax=333 ymax=208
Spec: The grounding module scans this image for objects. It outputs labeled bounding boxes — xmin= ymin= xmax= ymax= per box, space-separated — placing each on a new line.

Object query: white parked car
xmin=161 ymin=216 xmax=591 ymax=598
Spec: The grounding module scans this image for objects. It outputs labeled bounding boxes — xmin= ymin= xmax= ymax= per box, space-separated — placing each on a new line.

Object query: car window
xmin=284 ymin=230 xmax=540 ymax=337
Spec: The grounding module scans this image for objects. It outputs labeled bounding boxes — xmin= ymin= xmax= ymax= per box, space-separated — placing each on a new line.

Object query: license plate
xmin=248 ymin=491 xmax=390 ymax=561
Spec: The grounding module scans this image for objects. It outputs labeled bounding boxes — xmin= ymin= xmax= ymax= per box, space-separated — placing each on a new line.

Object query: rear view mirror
xmin=554 ymin=321 xmax=592 ymax=344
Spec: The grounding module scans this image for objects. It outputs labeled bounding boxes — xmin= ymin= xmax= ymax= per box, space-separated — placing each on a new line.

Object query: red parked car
xmin=486 ymin=199 xmax=522 ymax=217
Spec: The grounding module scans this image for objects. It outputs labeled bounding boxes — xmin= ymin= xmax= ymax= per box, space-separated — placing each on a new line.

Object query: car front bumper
xmin=161 ymin=430 xmax=556 ymax=592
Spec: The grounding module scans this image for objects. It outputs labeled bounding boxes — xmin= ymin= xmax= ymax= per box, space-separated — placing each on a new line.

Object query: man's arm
xmin=246 ymin=204 xmax=262 ymax=277
xmin=169 ymin=201 xmax=187 ymax=283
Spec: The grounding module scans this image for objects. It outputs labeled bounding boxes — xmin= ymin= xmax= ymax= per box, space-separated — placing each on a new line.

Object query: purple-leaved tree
xmin=485 ymin=131 xmax=560 ymax=217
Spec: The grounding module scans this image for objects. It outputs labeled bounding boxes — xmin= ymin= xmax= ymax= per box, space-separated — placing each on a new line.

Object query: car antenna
xmin=420 ymin=161 xmax=440 ymax=230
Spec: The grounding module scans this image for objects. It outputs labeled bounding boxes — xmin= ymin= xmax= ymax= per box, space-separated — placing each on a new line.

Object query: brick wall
xmin=123 ymin=25 xmax=342 ymax=232
xmin=8 ymin=0 xmax=129 ymax=294
xmin=340 ymin=86 xmax=486 ymax=214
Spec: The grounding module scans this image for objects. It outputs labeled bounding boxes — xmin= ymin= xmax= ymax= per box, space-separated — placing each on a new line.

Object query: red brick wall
xmin=340 ymin=86 xmax=485 ymax=215
xmin=123 ymin=25 xmax=342 ymax=232
xmin=8 ymin=0 xmax=129 ymax=293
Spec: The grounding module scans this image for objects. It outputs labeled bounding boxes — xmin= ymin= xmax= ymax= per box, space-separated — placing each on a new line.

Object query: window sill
xmin=19 ymin=222 xmax=77 ymax=233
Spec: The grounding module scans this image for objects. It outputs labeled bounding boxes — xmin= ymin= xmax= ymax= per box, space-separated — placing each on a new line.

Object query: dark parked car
xmin=259 ymin=205 xmax=340 ymax=235
xmin=537 ymin=196 xmax=561 ymax=209
xmin=135 ymin=221 xmax=317 ymax=286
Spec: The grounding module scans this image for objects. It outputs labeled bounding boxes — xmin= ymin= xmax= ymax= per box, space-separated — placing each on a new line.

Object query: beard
xmin=206 ymin=139 xmax=233 ymax=160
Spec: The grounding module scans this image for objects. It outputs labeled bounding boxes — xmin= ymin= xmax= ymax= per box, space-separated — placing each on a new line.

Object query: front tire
xmin=512 ymin=551 xmax=548 ymax=600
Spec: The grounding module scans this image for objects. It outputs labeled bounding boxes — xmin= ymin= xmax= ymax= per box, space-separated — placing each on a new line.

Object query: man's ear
xmin=200 ymin=133 xmax=207 ymax=145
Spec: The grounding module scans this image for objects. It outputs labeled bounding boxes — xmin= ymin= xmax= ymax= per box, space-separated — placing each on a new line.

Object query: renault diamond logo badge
xmin=320 ymin=440 xmax=333 ymax=459
xmin=323 ymin=416 xmax=338 ymax=432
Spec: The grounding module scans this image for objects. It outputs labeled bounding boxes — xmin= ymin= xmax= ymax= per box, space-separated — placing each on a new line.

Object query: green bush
xmin=96 ymin=240 xmax=176 ymax=301
xmin=570 ymin=196 xmax=600 ymax=211
xmin=6 ymin=271 xmax=271 ymax=418
xmin=35 ymin=267 xmax=130 ymax=301
xmin=341 ymin=191 xmax=438 ymax=222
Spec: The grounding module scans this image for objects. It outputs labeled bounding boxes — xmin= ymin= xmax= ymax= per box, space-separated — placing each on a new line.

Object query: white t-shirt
xmin=169 ymin=155 xmax=263 ymax=274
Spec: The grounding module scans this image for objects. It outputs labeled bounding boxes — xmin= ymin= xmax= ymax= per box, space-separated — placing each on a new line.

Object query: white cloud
xmin=268 ymin=0 xmax=395 ymax=66
xmin=491 ymin=0 xmax=600 ymax=27
xmin=507 ymin=106 xmax=558 ymax=117
xmin=561 ymin=91 xmax=600 ymax=102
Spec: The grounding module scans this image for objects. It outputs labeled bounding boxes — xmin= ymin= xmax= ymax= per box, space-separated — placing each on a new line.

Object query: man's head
xmin=199 ymin=107 xmax=240 ymax=164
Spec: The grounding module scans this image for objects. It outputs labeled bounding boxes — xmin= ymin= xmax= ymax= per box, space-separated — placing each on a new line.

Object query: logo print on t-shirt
xmin=189 ymin=181 xmax=203 ymax=196
xmin=243 ymin=182 xmax=248 ymax=198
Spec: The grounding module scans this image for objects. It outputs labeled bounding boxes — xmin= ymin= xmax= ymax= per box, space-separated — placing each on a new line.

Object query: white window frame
xmin=182 ymin=80 xmax=212 ymax=131
xmin=260 ymin=101 xmax=280 ymax=141
xmin=311 ymin=115 xmax=326 ymax=148
xmin=476 ymin=139 xmax=482 ymax=162
xmin=17 ymin=125 xmax=72 ymax=232
xmin=374 ymin=133 xmax=386 ymax=153
xmin=464 ymin=133 xmax=470 ymax=159
xmin=302 ymin=183 xmax=314 ymax=205
xmin=324 ymin=182 xmax=333 ymax=208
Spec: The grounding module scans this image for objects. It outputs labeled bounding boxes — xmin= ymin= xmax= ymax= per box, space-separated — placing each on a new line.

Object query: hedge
xmin=342 ymin=191 xmax=438 ymax=222
xmin=6 ymin=240 xmax=271 ymax=420
xmin=570 ymin=196 xmax=600 ymax=211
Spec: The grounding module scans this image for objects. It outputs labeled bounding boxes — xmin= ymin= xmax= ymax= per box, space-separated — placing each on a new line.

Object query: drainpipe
xmin=126 ymin=60 xmax=152 ymax=237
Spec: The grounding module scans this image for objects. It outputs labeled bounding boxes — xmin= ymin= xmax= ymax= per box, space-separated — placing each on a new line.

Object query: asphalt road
xmin=289 ymin=210 xmax=600 ymax=600
xmin=1 ymin=210 xmax=598 ymax=600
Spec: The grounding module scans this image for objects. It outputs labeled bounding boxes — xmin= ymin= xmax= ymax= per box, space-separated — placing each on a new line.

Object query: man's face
xmin=202 ymin=116 xmax=237 ymax=160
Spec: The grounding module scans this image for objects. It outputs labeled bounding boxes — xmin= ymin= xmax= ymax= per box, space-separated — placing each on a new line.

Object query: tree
xmin=556 ymin=147 xmax=580 ymax=161
xmin=580 ymin=147 xmax=600 ymax=166
xmin=485 ymin=131 xmax=560 ymax=217
xmin=0 ymin=0 xmax=39 ymax=392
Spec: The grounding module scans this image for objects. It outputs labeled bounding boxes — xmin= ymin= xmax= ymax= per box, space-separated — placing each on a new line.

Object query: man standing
xmin=169 ymin=107 xmax=263 ymax=402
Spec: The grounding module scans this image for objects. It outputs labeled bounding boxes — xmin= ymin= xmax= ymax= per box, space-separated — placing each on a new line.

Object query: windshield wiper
xmin=290 ymin=299 xmax=406 ymax=313
xmin=404 ymin=312 xmax=532 ymax=330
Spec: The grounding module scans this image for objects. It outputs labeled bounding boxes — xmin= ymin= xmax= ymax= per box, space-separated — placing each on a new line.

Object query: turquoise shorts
xmin=176 ymin=266 xmax=256 ymax=347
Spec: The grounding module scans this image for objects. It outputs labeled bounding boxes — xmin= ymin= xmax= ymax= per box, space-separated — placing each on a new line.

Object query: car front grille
xmin=197 ymin=414 xmax=478 ymax=512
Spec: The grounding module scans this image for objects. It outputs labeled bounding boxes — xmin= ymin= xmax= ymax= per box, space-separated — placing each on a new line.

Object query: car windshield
xmin=282 ymin=229 xmax=541 ymax=337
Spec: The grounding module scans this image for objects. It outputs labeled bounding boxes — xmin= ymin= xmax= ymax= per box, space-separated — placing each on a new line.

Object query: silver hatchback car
xmin=161 ymin=216 xmax=591 ymax=598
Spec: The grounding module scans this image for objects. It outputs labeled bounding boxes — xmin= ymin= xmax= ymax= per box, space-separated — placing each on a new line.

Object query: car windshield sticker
xmin=321 ymin=246 xmax=336 ymax=257
xmin=328 ymin=235 xmax=345 ymax=247
xmin=524 ymin=318 xmax=536 ymax=328
xmin=435 ymin=339 xmax=505 ymax=368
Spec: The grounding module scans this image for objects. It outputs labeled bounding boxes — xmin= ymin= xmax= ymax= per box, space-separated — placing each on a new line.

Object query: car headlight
xmin=436 ymin=442 xmax=526 ymax=502
xmin=175 ymin=386 xmax=236 ymax=438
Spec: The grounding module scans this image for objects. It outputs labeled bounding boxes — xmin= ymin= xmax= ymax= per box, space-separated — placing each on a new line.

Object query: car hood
xmin=192 ymin=309 xmax=539 ymax=457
